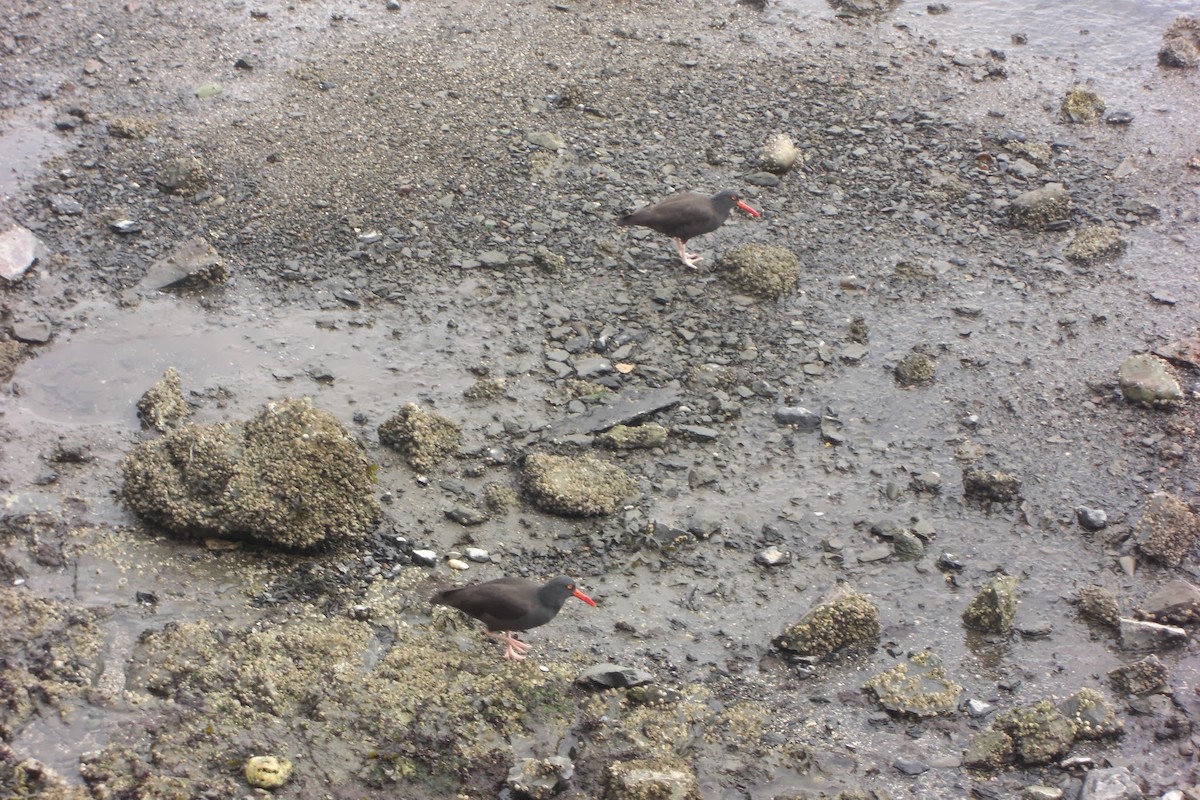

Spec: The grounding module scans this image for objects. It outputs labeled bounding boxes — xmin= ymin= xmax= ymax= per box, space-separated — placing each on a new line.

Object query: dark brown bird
xmin=431 ymin=575 xmax=598 ymax=661
xmin=618 ymin=189 xmax=761 ymax=268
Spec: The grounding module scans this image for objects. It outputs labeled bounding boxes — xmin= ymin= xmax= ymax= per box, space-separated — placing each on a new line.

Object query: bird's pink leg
xmin=486 ymin=630 xmax=533 ymax=660
xmin=673 ymin=237 xmax=702 ymax=269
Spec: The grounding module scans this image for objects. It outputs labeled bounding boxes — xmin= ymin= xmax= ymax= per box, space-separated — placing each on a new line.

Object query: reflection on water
xmin=11 ymin=298 xmax=471 ymax=426
xmin=778 ymin=0 xmax=1194 ymax=71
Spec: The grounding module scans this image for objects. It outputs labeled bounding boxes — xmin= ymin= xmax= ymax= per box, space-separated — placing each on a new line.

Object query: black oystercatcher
xmin=431 ymin=576 xmax=598 ymax=661
xmin=618 ymin=189 xmax=761 ymax=268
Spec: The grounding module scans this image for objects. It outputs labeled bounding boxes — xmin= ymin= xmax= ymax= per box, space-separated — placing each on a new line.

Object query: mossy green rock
xmin=122 ymin=397 xmax=379 ymax=549
xmin=962 ymin=575 xmax=1019 ymax=634
xmin=774 ymin=584 xmax=880 ymax=658
xmin=522 ymin=453 xmax=638 ymax=516
xmin=1061 ymin=87 xmax=1105 ymax=123
xmin=894 ymin=352 xmax=936 ymax=386
xmin=962 ymin=469 xmax=1021 ymax=503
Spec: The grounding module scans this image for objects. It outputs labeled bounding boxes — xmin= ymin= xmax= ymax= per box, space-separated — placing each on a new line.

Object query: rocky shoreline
xmin=2 ymin=1 xmax=1199 ymax=798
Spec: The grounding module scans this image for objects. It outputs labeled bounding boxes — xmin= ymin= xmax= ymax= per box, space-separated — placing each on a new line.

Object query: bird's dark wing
xmin=438 ymin=578 xmax=538 ymax=629
xmin=622 ymin=193 xmax=716 ymax=239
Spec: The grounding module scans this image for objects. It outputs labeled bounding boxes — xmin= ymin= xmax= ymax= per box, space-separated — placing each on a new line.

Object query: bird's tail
xmin=617 ymin=214 xmax=634 ymax=227
xmin=429 ymin=587 xmax=453 ymax=606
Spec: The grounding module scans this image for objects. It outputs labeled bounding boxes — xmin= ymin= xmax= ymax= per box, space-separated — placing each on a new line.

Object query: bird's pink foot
xmin=486 ymin=630 xmax=533 ymax=660
xmin=673 ymin=238 xmax=702 ymax=269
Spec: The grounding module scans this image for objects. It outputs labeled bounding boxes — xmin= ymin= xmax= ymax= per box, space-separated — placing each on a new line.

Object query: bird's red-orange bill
xmin=736 ymin=199 xmax=761 ymax=217
xmin=573 ymin=588 xmax=598 ymax=606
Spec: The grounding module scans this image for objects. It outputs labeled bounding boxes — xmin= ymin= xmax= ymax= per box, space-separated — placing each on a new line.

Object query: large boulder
xmin=122 ymin=397 xmax=379 ymax=549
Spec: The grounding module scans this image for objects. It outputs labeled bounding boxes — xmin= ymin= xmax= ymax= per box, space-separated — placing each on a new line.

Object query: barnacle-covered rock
xmin=122 ymin=397 xmax=379 ymax=549
xmin=522 ymin=453 xmax=637 ymax=517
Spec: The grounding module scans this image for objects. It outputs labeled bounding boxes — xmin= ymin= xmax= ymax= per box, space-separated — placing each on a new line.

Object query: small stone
xmin=755 ymin=546 xmax=792 ymax=567
xmin=1159 ymin=16 xmax=1200 ymax=68
xmin=963 ymin=469 xmax=1021 ymax=503
xmin=1075 ymin=507 xmax=1108 ymax=531
xmin=1009 ymin=183 xmax=1072 ymax=229
xmin=1135 ymin=491 xmax=1198 ymax=566
xmin=676 ymin=425 xmax=719 ymax=441
xmin=1061 ymin=87 xmax=1106 ymax=123
xmin=577 ymin=663 xmax=655 ymax=688
xmin=48 ymin=194 xmax=84 ymax=215
xmin=446 ymin=558 xmax=470 ymax=571
xmin=1022 ymin=786 xmax=1062 ymax=800
xmin=1077 ymin=586 xmax=1121 ymax=628
xmin=464 ymin=547 xmax=490 ymax=563
xmin=507 ymin=756 xmax=574 ymax=800
xmin=913 ymin=471 xmax=942 ymax=492
xmin=1138 ymin=580 xmax=1200 ymax=625
xmin=718 ymin=244 xmax=799 ymax=299
xmin=760 ymin=132 xmax=801 ymax=174
xmin=10 ymin=320 xmax=52 ymax=344
xmin=773 ymin=406 xmax=821 ymax=430
xmin=1079 ymin=767 xmax=1144 ymax=800
xmin=477 ymin=249 xmax=510 ymax=266
xmin=138 ymin=237 xmax=228 ymax=291
xmin=526 ymin=130 xmax=565 ymax=150
xmin=1119 ymin=354 xmax=1182 ymax=404
xmin=446 ymin=506 xmax=488 ymax=526
xmin=109 ymin=219 xmax=143 ymax=234
xmin=865 ymin=651 xmax=962 ymax=718
xmin=412 ymin=549 xmax=438 ymax=567
xmin=1065 ymin=226 xmax=1126 ymax=264
xmin=966 ymin=698 xmax=995 ymax=718
xmin=894 ymin=351 xmax=936 ymax=386
xmin=244 ymin=756 xmax=292 ymax=789
xmin=0 ymin=224 xmax=44 ymax=282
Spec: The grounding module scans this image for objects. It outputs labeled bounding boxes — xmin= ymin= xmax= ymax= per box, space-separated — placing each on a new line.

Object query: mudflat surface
xmin=2 ymin=0 xmax=1199 ymax=798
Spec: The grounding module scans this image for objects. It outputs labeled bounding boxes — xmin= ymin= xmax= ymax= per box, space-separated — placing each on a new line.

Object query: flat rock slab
xmin=0 ymin=224 xmax=44 ymax=282
xmin=548 ymin=387 xmax=682 ymax=438
xmin=139 ymin=237 xmax=228 ymax=291
xmin=576 ymin=663 xmax=655 ymax=688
